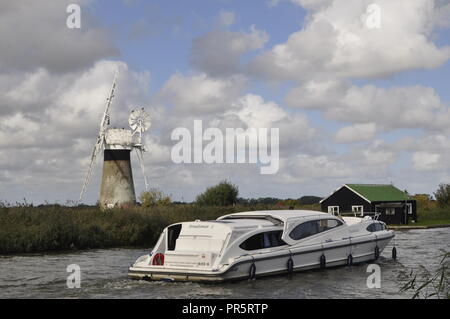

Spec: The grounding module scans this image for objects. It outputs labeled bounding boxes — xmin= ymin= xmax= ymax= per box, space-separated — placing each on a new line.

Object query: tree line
xmin=140 ymin=181 xmax=450 ymax=209
xmin=140 ymin=180 xmax=321 ymax=207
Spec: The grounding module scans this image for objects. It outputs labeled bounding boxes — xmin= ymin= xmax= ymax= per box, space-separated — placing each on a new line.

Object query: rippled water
xmin=0 ymin=228 xmax=448 ymax=299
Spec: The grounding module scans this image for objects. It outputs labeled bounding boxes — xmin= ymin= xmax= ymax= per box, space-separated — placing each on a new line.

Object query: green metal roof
xmin=345 ymin=184 xmax=410 ymax=202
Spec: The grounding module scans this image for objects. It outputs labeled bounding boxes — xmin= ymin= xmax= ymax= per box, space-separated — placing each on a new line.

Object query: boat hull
xmin=128 ymin=233 xmax=394 ymax=283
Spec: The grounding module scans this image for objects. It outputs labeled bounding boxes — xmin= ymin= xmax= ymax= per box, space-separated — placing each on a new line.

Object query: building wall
xmin=372 ymin=200 xmax=417 ymax=225
xmin=321 ymin=186 xmax=417 ymax=225
xmin=320 ymin=186 xmax=371 ymax=214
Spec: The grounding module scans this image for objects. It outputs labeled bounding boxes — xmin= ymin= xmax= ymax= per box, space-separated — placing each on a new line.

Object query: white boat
xmin=128 ymin=210 xmax=395 ymax=282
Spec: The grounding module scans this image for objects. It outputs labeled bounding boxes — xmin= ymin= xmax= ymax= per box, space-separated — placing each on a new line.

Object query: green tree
xmin=196 ymin=180 xmax=239 ymax=206
xmin=139 ymin=189 xmax=172 ymax=207
xmin=413 ymin=194 xmax=434 ymax=210
xmin=434 ymin=184 xmax=450 ymax=208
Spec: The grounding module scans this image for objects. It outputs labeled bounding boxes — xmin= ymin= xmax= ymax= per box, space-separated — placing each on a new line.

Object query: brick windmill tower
xmin=78 ymin=73 xmax=151 ymax=209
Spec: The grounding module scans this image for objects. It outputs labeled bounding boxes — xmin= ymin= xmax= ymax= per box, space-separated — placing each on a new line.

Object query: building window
xmin=385 ymin=208 xmax=396 ymax=215
xmin=406 ymin=203 xmax=412 ymax=215
xmin=328 ymin=206 xmax=339 ymax=215
xmin=352 ymin=205 xmax=364 ymax=216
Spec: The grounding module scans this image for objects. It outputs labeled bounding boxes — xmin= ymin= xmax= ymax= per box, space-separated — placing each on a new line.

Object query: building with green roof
xmin=320 ymin=184 xmax=417 ymax=225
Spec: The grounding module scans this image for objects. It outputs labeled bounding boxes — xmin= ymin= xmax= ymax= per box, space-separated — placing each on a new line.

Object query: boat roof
xmin=173 ymin=210 xmax=332 ymax=234
xmin=214 ymin=218 xmax=276 ymax=228
xmin=217 ymin=210 xmax=328 ymax=225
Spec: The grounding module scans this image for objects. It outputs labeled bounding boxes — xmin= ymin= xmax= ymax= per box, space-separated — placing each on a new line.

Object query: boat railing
xmin=220 ymin=215 xmax=283 ymax=226
xmin=339 ymin=211 xmax=381 ymax=219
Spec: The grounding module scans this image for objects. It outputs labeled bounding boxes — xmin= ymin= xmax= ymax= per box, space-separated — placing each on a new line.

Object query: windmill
xmin=78 ymin=73 xmax=152 ymax=209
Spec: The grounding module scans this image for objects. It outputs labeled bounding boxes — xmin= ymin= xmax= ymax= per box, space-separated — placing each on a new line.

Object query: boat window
xmin=167 ymin=224 xmax=182 ymax=251
xmin=366 ymin=222 xmax=385 ymax=232
xmin=289 ymin=219 xmax=343 ymax=241
xmin=319 ymin=219 xmax=342 ymax=231
xmin=289 ymin=220 xmax=319 ymax=240
xmin=239 ymin=231 xmax=286 ymax=251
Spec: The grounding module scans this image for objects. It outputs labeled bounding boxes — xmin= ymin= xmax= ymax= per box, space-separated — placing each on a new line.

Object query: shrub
xmin=434 ymin=184 xmax=450 ymax=208
xmin=139 ymin=189 xmax=172 ymax=207
xmin=196 ymin=180 xmax=239 ymax=206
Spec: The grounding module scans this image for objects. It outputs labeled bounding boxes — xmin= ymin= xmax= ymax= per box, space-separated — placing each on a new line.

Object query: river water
xmin=0 ymin=228 xmax=448 ymax=299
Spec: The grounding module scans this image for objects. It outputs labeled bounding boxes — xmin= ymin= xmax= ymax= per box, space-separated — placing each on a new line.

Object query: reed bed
xmin=1 ymin=202 xmax=446 ymax=254
xmin=0 ymin=204 xmax=282 ymax=254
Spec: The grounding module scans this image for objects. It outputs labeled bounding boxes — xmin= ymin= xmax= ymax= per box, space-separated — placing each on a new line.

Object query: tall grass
xmin=0 ymin=204 xmax=301 ymax=254
xmin=417 ymin=205 xmax=450 ymax=223
xmin=4 ymin=202 xmax=446 ymax=254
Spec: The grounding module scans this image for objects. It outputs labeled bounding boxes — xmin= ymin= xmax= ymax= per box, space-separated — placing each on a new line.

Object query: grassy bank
xmin=416 ymin=206 xmax=450 ymax=225
xmin=0 ymin=204 xmax=291 ymax=254
xmin=1 ymin=203 xmax=447 ymax=254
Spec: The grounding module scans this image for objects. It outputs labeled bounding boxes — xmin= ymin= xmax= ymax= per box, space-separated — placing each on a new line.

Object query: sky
xmin=0 ymin=0 xmax=449 ymax=205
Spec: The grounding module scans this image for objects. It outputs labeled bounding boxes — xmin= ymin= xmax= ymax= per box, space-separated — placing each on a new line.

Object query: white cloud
xmin=277 ymin=154 xmax=353 ymax=183
xmin=290 ymin=0 xmax=334 ymax=11
xmin=250 ymin=0 xmax=450 ymax=80
xmin=159 ymin=73 xmax=247 ymax=115
xmin=335 ymin=123 xmax=377 ymax=143
xmin=207 ymin=93 xmax=316 ymax=157
xmin=285 ymin=79 xmax=348 ymax=110
xmin=191 ymin=26 xmax=269 ymax=76
xmin=226 ymin=94 xmax=287 ymax=128
xmin=362 ymin=140 xmax=397 ymax=166
xmin=286 ymin=80 xmax=450 ymax=134
xmin=0 ymin=0 xmax=117 ymax=73
xmin=397 ymin=134 xmax=450 ymax=172
xmin=412 ymin=152 xmax=442 ymax=171
xmin=433 ymin=0 xmax=450 ymax=27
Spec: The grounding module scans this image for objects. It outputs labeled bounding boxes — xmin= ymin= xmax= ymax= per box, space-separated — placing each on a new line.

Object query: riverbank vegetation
xmin=1 ymin=182 xmax=449 ymax=254
xmin=0 ymin=201 xmax=309 ymax=254
xmin=399 ymin=252 xmax=449 ymax=299
xmin=413 ymin=189 xmax=450 ymax=225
